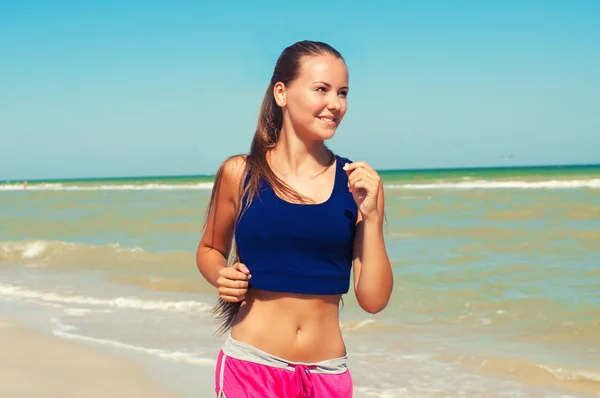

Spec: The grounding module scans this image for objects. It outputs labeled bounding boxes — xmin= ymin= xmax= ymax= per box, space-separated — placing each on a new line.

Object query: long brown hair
xmin=205 ymin=40 xmax=346 ymax=335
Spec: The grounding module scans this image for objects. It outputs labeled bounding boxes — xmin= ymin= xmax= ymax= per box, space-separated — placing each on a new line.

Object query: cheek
xmin=289 ymin=93 xmax=319 ymax=117
xmin=307 ymin=95 xmax=326 ymax=114
xmin=339 ymin=103 xmax=348 ymax=120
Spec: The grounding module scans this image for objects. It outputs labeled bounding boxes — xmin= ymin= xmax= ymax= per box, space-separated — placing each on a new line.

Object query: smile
xmin=318 ymin=116 xmax=337 ymax=125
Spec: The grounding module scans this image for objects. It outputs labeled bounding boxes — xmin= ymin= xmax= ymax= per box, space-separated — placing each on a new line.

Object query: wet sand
xmin=0 ymin=318 xmax=181 ymax=398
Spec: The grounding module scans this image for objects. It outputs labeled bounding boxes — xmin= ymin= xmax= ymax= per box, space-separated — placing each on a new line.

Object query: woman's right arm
xmin=196 ymin=155 xmax=246 ymax=287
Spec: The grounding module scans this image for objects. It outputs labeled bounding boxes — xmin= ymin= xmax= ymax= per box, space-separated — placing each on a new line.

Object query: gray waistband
xmin=221 ymin=333 xmax=348 ymax=375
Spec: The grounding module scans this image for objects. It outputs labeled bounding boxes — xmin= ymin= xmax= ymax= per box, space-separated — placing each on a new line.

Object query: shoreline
xmin=3 ymin=162 xmax=599 ymax=185
xmin=0 ymin=318 xmax=183 ymax=398
xmin=0 ymin=314 xmax=376 ymax=398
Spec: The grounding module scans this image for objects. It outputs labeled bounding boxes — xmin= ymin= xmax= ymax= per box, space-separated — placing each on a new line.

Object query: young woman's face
xmin=279 ymin=54 xmax=349 ymax=141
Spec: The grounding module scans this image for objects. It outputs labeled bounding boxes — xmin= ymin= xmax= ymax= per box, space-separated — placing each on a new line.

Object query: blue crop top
xmin=234 ymin=155 xmax=358 ymax=295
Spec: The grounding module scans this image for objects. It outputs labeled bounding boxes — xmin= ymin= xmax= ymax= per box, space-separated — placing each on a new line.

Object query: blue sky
xmin=1 ymin=0 xmax=599 ymax=180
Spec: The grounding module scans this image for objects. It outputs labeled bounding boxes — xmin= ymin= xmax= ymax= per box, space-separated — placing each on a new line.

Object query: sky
xmin=1 ymin=0 xmax=599 ymax=180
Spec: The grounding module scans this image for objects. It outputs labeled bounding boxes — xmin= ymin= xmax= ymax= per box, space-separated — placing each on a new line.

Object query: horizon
xmin=4 ymin=161 xmax=599 ymax=184
xmin=1 ymin=1 xmax=599 ymax=180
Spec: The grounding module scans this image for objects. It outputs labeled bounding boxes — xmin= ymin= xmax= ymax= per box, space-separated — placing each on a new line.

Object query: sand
xmin=0 ymin=318 xmax=376 ymax=398
xmin=0 ymin=319 xmax=181 ymax=398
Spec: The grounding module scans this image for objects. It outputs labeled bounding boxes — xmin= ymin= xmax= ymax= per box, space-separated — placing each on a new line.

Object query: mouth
xmin=317 ymin=115 xmax=337 ymax=126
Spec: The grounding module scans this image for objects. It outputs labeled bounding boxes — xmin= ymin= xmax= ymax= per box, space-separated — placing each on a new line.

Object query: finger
xmin=351 ymin=180 xmax=375 ymax=193
xmin=348 ymin=170 xmax=377 ymax=190
xmin=218 ymin=287 xmax=248 ymax=297
xmin=220 ymin=269 xmax=249 ymax=281
xmin=349 ymin=169 xmax=381 ymax=191
xmin=221 ymin=268 xmax=251 ymax=281
xmin=232 ymin=262 xmax=251 ymax=275
xmin=342 ymin=161 xmax=363 ymax=171
xmin=348 ymin=169 xmax=373 ymax=184
xmin=348 ymin=164 xmax=379 ymax=181
xmin=218 ymin=279 xmax=249 ymax=289
xmin=346 ymin=168 xmax=379 ymax=188
xmin=348 ymin=171 xmax=364 ymax=191
xmin=350 ymin=177 xmax=379 ymax=194
xmin=220 ymin=295 xmax=245 ymax=303
xmin=342 ymin=162 xmax=359 ymax=176
xmin=343 ymin=161 xmax=375 ymax=173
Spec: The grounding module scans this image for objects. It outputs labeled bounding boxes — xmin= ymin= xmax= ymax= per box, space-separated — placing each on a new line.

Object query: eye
xmin=339 ymin=91 xmax=348 ymax=97
xmin=316 ymin=86 xmax=327 ymax=92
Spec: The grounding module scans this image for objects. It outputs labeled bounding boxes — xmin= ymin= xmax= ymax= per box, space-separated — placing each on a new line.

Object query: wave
xmin=0 ymin=239 xmax=194 ymax=270
xmin=386 ymin=178 xmax=600 ymax=190
xmin=0 ymin=239 xmax=215 ymax=295
xmin=0 ymin=182 xmax=214 ymax=191
xmin=0 ymin=282 xmax=213 ymax=313
xmin=339 ymin=319 xmax=378 ymax=332
xmin=51 ymin=318 xmax=216 ymax=366
xmin=2 ymin=178 xmax=599 ymax=191
xmin=52 ymin=314 xmax=379 ymax=366
xmin=2 ymin=278 xmax=381 ymax=335
xmin=0 ymin=239 xmax=145 ymax=262
xmin=463 ymin=354 xmax=600 ymax=396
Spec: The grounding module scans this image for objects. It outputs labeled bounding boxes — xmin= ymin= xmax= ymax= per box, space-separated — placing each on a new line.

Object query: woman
xmin=196 ymin=40 xmax=393 ymax=398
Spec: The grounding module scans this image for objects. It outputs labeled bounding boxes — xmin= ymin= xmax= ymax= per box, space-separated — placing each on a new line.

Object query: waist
xmin=231 ymin=289 xmax=346 ymax=362
xmin=247 ymin=269 xmax=351 ymax=295
xmin=222 ymin=333 xmax=347 ymax=374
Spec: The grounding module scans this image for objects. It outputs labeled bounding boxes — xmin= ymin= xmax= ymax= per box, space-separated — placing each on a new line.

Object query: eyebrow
xmin=313 ymin=81 xmax=349 ymax=90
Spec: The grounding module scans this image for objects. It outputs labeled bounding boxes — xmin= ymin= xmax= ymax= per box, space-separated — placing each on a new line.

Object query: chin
xmin=295 ymin=121 xmax=339 ymax=142
xmin=309 ymin=129 xmax=337 ymax=141
xmin=308 ymin=124 xmax=339 ymax=141
xmin=322 ymin=130 xmax=337 ymax=141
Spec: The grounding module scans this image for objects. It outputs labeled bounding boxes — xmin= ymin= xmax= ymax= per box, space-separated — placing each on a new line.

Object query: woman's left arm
xmin=344 ymin=161 xmax=393 ymax=314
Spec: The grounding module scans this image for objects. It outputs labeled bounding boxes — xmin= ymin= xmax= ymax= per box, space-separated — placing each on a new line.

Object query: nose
xmin=327 ymin=93 xmax=342 ymax=112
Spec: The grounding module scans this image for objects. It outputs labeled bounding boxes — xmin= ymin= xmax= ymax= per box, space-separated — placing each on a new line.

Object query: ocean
xmin=1 ymin=164 xmax=599 ymax=397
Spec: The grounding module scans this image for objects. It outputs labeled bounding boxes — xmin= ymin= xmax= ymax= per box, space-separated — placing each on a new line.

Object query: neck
xmin=272 ymin=126 xmax=331 ymax=176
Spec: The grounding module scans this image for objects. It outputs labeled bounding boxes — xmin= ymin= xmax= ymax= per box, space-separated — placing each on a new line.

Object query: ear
xmin=273 ymin=82 xmax=287 ymax=107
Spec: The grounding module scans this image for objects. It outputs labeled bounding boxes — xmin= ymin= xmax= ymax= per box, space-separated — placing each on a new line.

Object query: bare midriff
xmin=230 ymin=289 xmax=346 ymax=363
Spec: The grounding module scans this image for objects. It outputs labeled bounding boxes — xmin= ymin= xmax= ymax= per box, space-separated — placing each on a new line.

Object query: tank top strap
xmin=333 ymin=154 xmax=352 ymax=192
xmin=242 ymin=154 xmax=252 ymax=188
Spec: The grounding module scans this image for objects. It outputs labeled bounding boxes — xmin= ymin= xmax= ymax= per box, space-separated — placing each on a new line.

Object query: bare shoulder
xmin=215 ymin=154 xmax=248 ymax=201
xmin=220 ymin=154 xmax=247 ymax=182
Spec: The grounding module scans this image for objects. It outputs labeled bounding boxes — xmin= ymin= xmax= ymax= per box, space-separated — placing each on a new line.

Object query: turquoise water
xmin=1 ymin=164 xmax=599 ymax=397
xmin=4 ymin=163 xmax=600 ymax=186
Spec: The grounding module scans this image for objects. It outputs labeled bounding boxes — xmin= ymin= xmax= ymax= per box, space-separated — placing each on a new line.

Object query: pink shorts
xmin=215 ymin=334 xmax=353 ymax=397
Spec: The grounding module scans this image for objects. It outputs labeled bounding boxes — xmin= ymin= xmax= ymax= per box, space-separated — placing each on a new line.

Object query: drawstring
xmin=289 ymin=363 xmax=316 ymax=397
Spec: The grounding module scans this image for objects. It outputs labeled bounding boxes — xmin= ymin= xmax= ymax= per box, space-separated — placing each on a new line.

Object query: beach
xmin=0 ymin=318 xmax=184 ymax=398
xmin=0 ymin=318 xmax=379 ymax=398
xmin=1 ymin=164 xmax=599 ymax=397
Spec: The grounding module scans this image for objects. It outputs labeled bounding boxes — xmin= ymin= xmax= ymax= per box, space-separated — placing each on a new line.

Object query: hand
xmin=216 ymin=262 xmax=251 ymax=302
xmin=343 ymin=161 xmax=381 ymax=219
